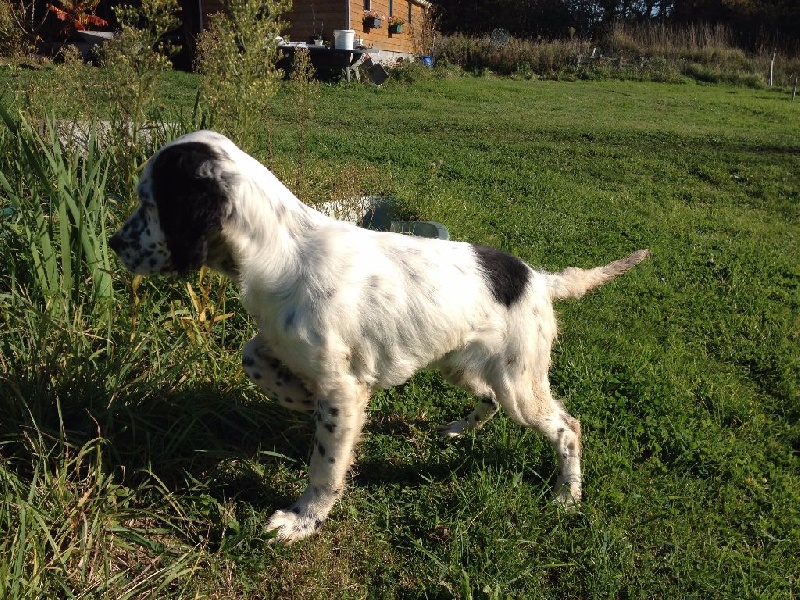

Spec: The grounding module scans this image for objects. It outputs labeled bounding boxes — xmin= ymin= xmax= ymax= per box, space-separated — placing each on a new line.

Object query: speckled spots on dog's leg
xmin=241 ymin=335 xmax=315 ymax=414
xmin=267 ymin=380 xmax=370 ymax=543
xmin=438 ymin=395 xmax=500 ymax=438
xmin=437 ymin=367 xmax=502 ymax=437
xmin=552 ymin=411 xmax=582 ymax=506
xmin=491 ymin=375 xmax=582 ymax=506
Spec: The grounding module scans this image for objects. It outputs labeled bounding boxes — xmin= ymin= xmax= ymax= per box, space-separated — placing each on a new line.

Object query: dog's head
xmin=109 ymin=131 xmax=238 ymax=276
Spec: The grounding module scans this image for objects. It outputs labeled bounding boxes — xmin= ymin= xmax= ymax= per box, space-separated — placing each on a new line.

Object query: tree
xmin=433 ymin=0 xmax=799 ymax=46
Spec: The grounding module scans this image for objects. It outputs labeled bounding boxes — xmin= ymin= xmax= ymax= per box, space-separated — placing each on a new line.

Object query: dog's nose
xmin=108 ymin=232 xmax=123 ymax=254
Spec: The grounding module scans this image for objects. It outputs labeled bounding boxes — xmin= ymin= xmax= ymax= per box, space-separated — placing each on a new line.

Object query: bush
xmin=195 ymin=0 xmax=289 ymax=153
xmin=0 ymin=0 xmax=46 ymax=57
xmin=95 ymin=0 xmax=184 ymax=189
xmin=0 ymin=1 xmax=25 ymax=57
xmin=98 ymin=0 xmax=183 ymax=124
xmin=388 ymin=59 xmax=437 ymax=83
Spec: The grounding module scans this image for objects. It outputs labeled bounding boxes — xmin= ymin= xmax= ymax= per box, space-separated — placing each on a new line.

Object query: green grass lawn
xmin=1 ymin=69 xmax=798 ymax=598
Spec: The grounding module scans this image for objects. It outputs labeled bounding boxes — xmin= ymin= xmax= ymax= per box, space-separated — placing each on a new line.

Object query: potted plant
xmin=363 ymin=10 xmax=383 ymax=29
xmin=309 ymin=16 xmax=325 ymax=45
xmin=387 ymin=14 xmax=405 ymax=34
xmin=47 ymin=0 xmax=108 ymax=36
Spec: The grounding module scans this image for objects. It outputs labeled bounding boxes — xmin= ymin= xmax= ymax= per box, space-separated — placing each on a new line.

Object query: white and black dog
xmin=109 ymin=130 xmax=649 ymax=543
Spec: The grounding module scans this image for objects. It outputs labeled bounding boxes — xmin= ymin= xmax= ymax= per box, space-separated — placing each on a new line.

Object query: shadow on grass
xmin=2 ymin=370 xmax=559 ymax=510
xmin=0 ymin=377 xmax=317 ymax=506
xmin=356 ymin=407 xmax=559 ymax=492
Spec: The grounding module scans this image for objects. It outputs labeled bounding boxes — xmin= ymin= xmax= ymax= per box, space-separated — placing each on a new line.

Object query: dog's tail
xmin=546 ymin=249 xmax=650 ymax=301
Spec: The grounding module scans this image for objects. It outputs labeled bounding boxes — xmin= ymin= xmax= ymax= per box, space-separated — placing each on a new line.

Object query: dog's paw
xmin=437 ymin=420 xmax=467 ymax=438
xmin=266 ymin=507 xmax=324 ymax=544
xmin=552 ymin=480 xmax=582 ymax=512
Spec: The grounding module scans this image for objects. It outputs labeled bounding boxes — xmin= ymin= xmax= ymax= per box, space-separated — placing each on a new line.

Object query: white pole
xmin=769 ymin=52 xmax=775 ymax=87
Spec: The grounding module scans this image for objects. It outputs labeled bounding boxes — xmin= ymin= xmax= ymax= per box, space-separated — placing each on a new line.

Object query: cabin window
xmin=363 ymin=0 xmax=370 ymax=10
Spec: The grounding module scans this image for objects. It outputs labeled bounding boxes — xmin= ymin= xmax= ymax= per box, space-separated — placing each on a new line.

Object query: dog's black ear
xmin=150 ymin=141 xmax=234 ymax=274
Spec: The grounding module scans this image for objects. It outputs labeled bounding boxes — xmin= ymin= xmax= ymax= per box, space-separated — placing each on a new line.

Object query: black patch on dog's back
xmin=473 ymin=245 xmax=530 ymax=307
xmin=151 ymin=141 xmax=233 ymax=274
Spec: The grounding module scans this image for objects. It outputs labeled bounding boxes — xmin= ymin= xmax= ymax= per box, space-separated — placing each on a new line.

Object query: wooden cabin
xmin=82 ymin=0 xmax=433 ymax=69
xmin=284 ymin=0 xmax=431 ymax=58
xmin=197 ymin=0 xmax=432 ymax=61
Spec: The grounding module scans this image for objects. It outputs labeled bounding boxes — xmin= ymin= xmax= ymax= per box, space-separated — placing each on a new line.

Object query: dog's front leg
xmin=266 ymin=379 xmax=370 ymax=543
xmin=242 ymin=336 xmax=316 ymax=414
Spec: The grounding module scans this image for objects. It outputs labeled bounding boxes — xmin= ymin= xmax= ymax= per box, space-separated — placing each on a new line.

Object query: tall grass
xmin=606 ymin=21 xmax=737 ymax=57
xmin=0 ymin=100 xmax=265 ymax=596
xmin=0 ymin=107 xmax=177 ymax=597
xmin=435 ymin=33 xmax=593 ymax=78
xmin=606 ymin=21 xmax=798 ymax=87
xmin=434 ymin=23 xmax=800 ymax=87
xmin=0 ymin=434 xmax=202 ymax=598
xmin=0 ymin=108 xmax=114 ymax=319
xmin=0 ymin=109 xmax=118 ymax=430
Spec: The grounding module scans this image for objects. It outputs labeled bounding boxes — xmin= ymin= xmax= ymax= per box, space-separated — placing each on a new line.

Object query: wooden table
xmin=278 ymin=45 xmax=380 ymax=82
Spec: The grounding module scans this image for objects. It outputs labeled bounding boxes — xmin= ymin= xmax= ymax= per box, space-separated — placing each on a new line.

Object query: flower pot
xmin=364 ymin=16 xmax=382 ymax=29
xmin=389 ymin=23 xmax=402 ymax=33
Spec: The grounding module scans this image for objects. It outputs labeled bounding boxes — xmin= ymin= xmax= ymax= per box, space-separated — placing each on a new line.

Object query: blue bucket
xmin=421 ymin=55 xmax=433 ymax=68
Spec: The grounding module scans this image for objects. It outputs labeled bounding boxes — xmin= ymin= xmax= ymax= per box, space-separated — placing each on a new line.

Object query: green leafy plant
xmin=96 ymin=0 xmax=183 ymax=190
xmin=0 ymin=106 xmax=114 ymax=321
xmin=0 ymin=0 xmax=45 ymax=56
xmin=195 ymin=0 xmax=289 ymax=153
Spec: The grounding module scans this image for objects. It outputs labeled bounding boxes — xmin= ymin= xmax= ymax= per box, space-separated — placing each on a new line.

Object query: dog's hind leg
xmin=495 ymin=375 xmax=582 ymax=506
xmin=437 ymin=371 xmax=500 ymax=437
xmin=435 ymin=363 xmax=501 ymax=437
xmin=267 ymin=377 xmax=370 ymax=543
xmin=541 ymin=404 xmax=582 ymax=506
xmin=438 ymin=394 xmax=500 ymax=438
xmin=242 ymin=336 xmax=316 ymax=414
